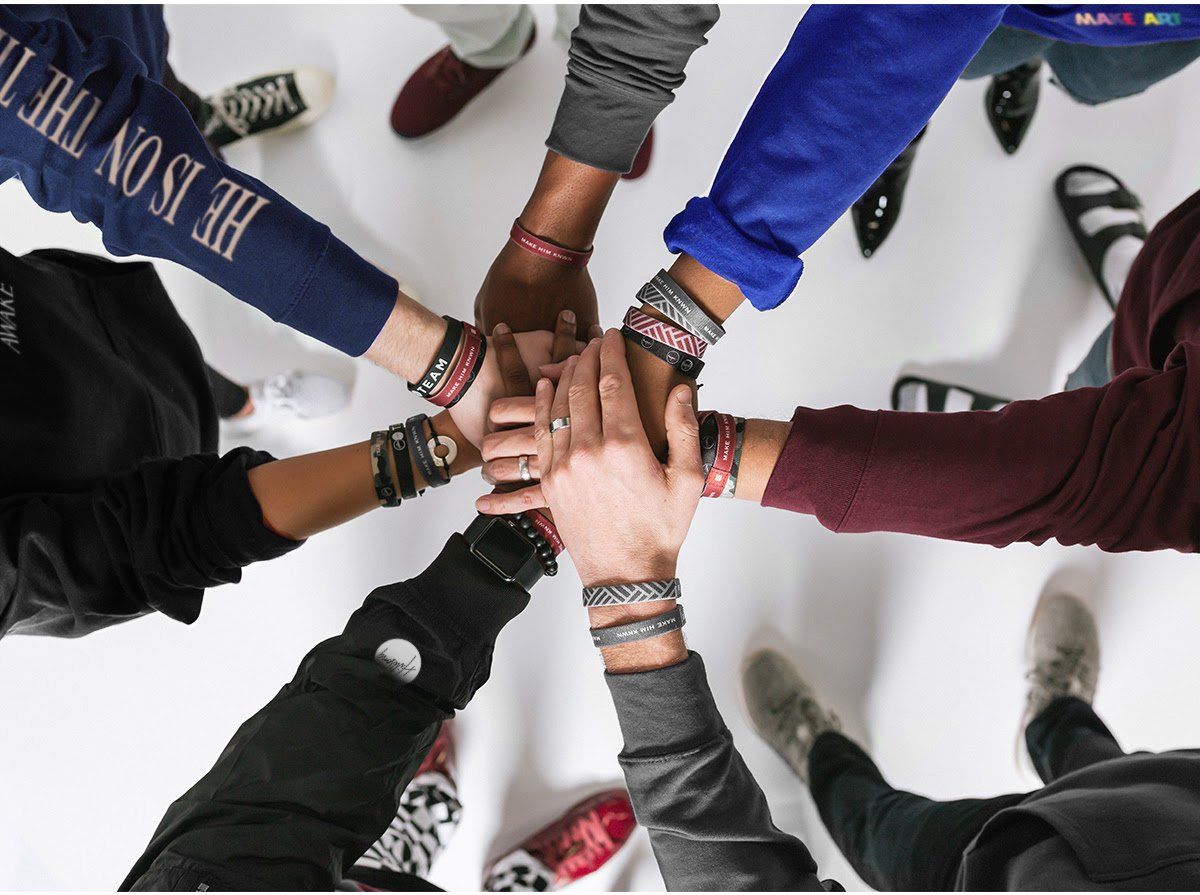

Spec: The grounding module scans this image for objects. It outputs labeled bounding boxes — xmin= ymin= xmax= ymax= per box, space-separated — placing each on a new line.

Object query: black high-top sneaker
xmin=199 ymin=67 xmax=334 ymax=149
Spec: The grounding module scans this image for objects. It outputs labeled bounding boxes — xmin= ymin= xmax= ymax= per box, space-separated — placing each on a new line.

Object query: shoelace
xmin=206 ymin=75 xmax=300 ymax=138
xmin=1026 ymin=644 xmax=1094 ymax=698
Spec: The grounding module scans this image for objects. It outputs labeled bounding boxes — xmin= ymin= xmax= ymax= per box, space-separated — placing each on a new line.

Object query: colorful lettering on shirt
xmin=1075 ymin=10 xmax=1183 ymax=26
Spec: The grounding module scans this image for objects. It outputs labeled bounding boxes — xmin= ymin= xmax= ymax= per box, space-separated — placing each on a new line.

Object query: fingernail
xmin=477 ymin=498 xmax=491 ymax=512
xmin=493 ymin=323 xmax=510 ymax=335
xmin=675 ymin=387 xmax=691 ymax=404
xmin=561 ymin=310 xmax=576 ymax=323
xmin=537 ymin=378 xmax=550 ymax=391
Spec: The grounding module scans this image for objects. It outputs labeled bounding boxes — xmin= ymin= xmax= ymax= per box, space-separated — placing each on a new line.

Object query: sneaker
xmin=1021 ymin=592 xmax=1100 ymax=737
xmin=222 ymin=370 xmax=351 ymax=435
xmin=622 ymin=128 xmax=654 ymax=181
xmin=740 ymin=648 xmax=841 ymax=784
xmin=390 ymin=28 xmax=536 ymax=138
xmin=347 ymin=721 xmax=461 ymax=887
xmin=199 ymin=67 xmax=335 ymax=149
xmin=482 ymin=790 xmax=636 ymax=892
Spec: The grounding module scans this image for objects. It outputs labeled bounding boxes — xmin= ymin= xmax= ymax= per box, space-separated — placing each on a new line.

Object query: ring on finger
xmin=550 ymin=416 xmax=571 ymax=435
xmin=518 ymin=455 xmax=532 ymax=482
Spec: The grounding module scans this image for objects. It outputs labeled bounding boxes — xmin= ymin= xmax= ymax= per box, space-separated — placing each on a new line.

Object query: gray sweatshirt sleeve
xmin=547 ymin=4 xmax=720 ymax=173
xmin=604 ymin=652 xmax=837 ymax=891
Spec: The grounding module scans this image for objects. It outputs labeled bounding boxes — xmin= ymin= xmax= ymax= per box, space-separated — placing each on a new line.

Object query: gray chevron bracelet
xmin=582 ymin=578 xmax=682 ymax=607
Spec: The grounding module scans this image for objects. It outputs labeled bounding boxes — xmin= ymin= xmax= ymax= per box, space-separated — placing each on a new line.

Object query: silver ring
xmin=550 ymin=416 xmax=571 ymax=435
xmin=428 ymin=435 xmax=457 ymax=469
xmin=518 ymin=455 xmax=532 ymax=481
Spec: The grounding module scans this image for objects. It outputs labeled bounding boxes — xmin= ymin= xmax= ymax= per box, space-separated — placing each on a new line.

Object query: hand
xmin=474 ymin=239 xmax=600 ymax=336
xmin=476 ymin=330 xmax=704 ymax=586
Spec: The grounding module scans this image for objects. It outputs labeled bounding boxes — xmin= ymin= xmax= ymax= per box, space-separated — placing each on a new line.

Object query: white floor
xmin=3 ymin=5 xmax=1200 ymax=891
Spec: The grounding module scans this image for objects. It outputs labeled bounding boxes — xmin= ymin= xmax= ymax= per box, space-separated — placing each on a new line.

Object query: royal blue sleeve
xmin=0 ymin=8 xmax=397 ymax=355
xmin=663 ymin=4 xmax=1006 ymax=310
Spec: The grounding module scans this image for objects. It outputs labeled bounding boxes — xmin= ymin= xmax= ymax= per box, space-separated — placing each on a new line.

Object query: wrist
xmin=589 ymin=599 xmax=688 ymax=674
xmin=578 ymin=556 xmax=677 ymax=591
xmin=666 ymin=253 xmax=746 ymax=327
xmin=519 ymin=151 xmax=618 ymax=249
xmin=365 ymin=290 xmax=448 ymax=383
xmin=735 ymin=418 xmax=791 ymax=503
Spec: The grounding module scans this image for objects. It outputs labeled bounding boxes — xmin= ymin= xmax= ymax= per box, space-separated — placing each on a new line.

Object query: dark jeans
xmin=808 ymin=696 xmax=1123 ymax=891
xmin=961 ymin=25 xmax=1200 ymax=105
xmin=205 ymin=364 xmax=250 ymax=418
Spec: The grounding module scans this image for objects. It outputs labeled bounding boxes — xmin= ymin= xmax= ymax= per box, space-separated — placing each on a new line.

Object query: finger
xmin=664 ymin=385 xmax=703 ymax=490
xmin=568 ymin=338 xmax=603 ymax=446
xmin=549 ymin=355 xmax=577 ymax=454
xmin=488 ymin=397 xmax=536 ymax=429
xmin=551 ymin=309 xmax=578 ymax=363
xmin=481 ymin=426 xmax=537 ymax=461
xmin=538 ymin=361 xmax=568 ymax=382
xmin=475 ymin=484 xmax=547 ymax=515
xmin=533 ymin=377 xmax=556 ymax=475
xmin=481 ymin=455 xmax=542 ymax=486
xmin=588 ymin=324 xmax=604 ymax=341
xmin=598 ymin=328 xmax=642 ymax=439
xmin=492 ymin=323 xmax=533 ymax=402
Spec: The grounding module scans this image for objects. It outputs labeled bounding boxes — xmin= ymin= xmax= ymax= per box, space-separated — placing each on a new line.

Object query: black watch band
xmin=463 ymin=514 xmax=544 ymax=592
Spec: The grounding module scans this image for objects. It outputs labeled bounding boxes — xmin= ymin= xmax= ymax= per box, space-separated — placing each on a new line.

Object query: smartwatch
xmin=463 ymin=514 xmax=544 ymax=591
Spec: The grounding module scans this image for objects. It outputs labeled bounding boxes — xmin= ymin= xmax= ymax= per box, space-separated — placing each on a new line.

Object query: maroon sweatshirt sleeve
xmin=762 ymin=187 xmax=1200 ymax=554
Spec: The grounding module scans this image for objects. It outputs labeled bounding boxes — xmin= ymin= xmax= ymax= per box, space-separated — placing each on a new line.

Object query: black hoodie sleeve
xmin=121 ymin=534 xmax=529 ymax=892
xmin=0 ymin=448 xmax=300 ymax=639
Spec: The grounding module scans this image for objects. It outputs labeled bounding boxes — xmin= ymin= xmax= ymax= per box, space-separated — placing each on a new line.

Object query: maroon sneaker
xmin=482 ymin=789 xmax=636 ymax=891
xmin=622 ymin=127 xmax=654 ymax=181
xmin=390 ymin=28 xmax=536 ymax=138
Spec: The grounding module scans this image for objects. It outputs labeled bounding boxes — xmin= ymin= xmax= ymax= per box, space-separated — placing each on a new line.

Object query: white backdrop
xmin=2 ymin=5 xmax=1200 ymax=890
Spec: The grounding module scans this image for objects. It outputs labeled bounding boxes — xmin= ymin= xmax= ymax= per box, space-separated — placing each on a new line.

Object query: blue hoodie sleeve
xmin=663 ymin=4 xmax=1006 ymax=310
xmin=0 ymin=7 xmax=397 ymax=355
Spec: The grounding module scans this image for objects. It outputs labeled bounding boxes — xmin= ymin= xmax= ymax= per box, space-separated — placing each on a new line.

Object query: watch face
xmin=475 ymin=519 xmax=535 ymax=581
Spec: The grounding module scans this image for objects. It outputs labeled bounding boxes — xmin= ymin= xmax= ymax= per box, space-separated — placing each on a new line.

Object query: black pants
xmin=204 ymin=364 xmax=250 ymax=418
xmin=808 ymin=696 xmax=1123 ymax=891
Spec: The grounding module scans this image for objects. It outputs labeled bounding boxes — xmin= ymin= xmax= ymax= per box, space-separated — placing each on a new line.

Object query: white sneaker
xmin=201 ymin=67 xmax=335 ymax=148
xmin=222 ymin=370 xmax=351 ymax=435
xmin=1019 ymin=592 xmax=1100 ymax=760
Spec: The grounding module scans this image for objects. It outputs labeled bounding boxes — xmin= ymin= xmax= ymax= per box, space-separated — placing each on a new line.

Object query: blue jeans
xmin=1064 ymin=321 xmax=1115 ymax=391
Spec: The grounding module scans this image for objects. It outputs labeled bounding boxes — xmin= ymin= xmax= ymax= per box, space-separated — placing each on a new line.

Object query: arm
xmin=662 ymin=5 xmax=1004 ymax=313
xmin=743 ymin=354 xmax=1200 ymax=551
xmin=121 ymin=534 xmax=530 ymax=891
xmin=0 ymin=448 xmax=298 ymax=639
xmin=474 ymin=5 xmax=718 ymax=335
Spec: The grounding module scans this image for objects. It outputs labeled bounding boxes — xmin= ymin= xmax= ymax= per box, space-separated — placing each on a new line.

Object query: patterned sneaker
xmin=741 ymin=648 xmax=841 ymax=784
xmin=222 ymin=370 xmax=351 ymax=435
xmin=199 ymin=67 xmax=334 ymax=148
xmin=346 ymin=721 xmax=461 ymax=888
xmin=482 ymin=790 xmax=636 ymax=892
xmin=1021 ymin=592 xmax=1101 ymax=736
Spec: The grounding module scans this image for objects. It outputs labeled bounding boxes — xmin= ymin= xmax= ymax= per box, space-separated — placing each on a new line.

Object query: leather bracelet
xmin=582 ymin=578 xmax=681 ymax=608
xmin=410 ymin=316 xmax=464 ymax=398
xmin=512 ymin=513 xmax=558 ymax=576
xmin=427 ymin=416 xmax=457 ymax=481
xmin=429 ymin=322 xmax=486 ymax=408
xmin=388 ymin=423 xmax=421 ymax=501
xmin=591 ymin=605 xmax=685 ymax=649
xmin=510 ymin=219 xmax=593 ymax=267
xmin=624 ymin=306 xmax=706 ymax=359
xmin=637 ymin=269 xmax=725 ymax=346
xmin=525 ymin=510 xmax=564 ymax=555
xmin=702 ymin=412 xmax=737 ymax=498
xmin=406 ymin=415 xmax=447 ymax=489
xmin=371 ymin=430 xmax=400 ymax=507
xmin=621 ymin=325 xmax=703 ymax=380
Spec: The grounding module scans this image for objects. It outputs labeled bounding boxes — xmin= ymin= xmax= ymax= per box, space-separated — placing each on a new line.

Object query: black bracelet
xmin=388 ymin=423 xmax=421 ymax=501
xmin=699 ymin=411 xmax=719 ymax=475
xmin=621 ymin=325 xmax=704 ymax=379
xmin=409 ymin=316 xmax=464 ymax=398
xmin=427 ymin=416 xmax=455 ymax=485
xmin=442 ymin=332 xmax=487 ymax=409
xmin=511 ymin=513 xmax=558 ymax=576
xmin=407 ymin=415 xmax=448 ymax=489
xmin=591 ymin=605 xmax=686 ymax=649
xmin=371 ymin=430 xmax=400 ymax=507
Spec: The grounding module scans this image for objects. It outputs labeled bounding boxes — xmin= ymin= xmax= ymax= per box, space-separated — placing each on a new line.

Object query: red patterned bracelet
xmin=510 ymin=220 xmax=593 ymax=267
xmin=624 ymin=306 xmax=707 ymax=359
xmin=427 ymin=322 xmax=485 ymax=408
xmin=526 ymin=510 xmax=564 ymax=555
xmin=702 ymin=412 xmax=737 ymax=498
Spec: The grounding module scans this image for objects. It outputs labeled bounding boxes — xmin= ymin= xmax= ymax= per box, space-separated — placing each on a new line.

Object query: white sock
xmin=1065 ymin=171 xmax=1145 ymax=305
xmin=1101 ymin=234 xmax=1143 ymax=305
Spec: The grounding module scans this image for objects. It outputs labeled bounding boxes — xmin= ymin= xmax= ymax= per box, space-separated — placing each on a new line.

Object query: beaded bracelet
xmin=510 ymin=513 xmax=558 ymax=576
xmin=620 ymin=325 xmax=704 ymax=379
xmin=410 ymin=316 xmax=464 ymax=399
xmin=371 ymin=429 xmax=400 ymax=507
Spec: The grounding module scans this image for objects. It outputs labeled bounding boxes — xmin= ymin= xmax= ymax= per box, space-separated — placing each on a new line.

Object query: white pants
xmin=405 ymin=4 xmax=580 ymax=68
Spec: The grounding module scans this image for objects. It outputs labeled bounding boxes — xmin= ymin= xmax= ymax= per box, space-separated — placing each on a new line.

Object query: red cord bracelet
xmin=510 ymin=220 xmax=593 ymax=267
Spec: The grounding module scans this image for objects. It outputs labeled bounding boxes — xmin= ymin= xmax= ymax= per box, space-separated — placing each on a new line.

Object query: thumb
xmin=664 ymin=385 xmax=702 ymax=480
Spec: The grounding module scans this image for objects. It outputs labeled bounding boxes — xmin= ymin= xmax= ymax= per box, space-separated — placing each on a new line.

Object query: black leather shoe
xmin=851 ymin=127 xmax=925 ymax=259
xmin=985 ymin=60 xmax=1042 ymax=154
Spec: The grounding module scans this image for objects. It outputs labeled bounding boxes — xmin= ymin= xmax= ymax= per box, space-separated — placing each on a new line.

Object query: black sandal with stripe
xmin=1055 ymin=164 xmax=1147 ymax=309
xmin=891 ymin=375 xmax=1009 ymax=413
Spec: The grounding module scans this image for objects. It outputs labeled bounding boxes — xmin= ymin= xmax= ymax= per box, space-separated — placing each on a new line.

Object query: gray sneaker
xmin=741 ymin=648 xmax=841 ymax=783
xmin=1021 ymin=592 xmax=1100 ymax=736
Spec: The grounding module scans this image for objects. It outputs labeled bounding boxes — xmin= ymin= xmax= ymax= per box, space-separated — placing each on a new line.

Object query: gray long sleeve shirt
xmin=604 ymin=651 xmax=839 ymax=891
xmin=549 ymin=5 xmax=720 ymax=173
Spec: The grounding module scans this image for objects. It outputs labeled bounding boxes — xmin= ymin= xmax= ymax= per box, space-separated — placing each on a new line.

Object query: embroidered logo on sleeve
xmin=0 ymin=281 xmax=18 ymax=355
xmin=375 ymin=638 xmax=422 ymax=684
